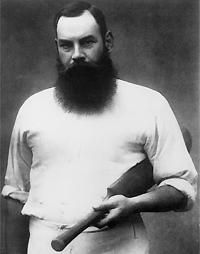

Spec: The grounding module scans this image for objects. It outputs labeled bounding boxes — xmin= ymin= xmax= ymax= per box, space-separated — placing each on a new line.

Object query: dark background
xmin=1 ymin=0 xmax=199 ymax=253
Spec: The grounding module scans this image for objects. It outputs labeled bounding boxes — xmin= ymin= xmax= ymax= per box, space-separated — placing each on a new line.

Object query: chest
xmin=25 ymin=105 xmax=154 ymax=164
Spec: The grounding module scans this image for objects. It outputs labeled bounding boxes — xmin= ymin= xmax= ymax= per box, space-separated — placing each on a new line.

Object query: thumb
xmin=93 ymin=201 xmax=115 ymax=211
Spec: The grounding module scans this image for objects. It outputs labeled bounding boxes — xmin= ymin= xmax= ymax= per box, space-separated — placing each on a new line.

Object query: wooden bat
xmin=51 ymin=126 xmax=192 ymax=251
xmin=51 ymin=158 xmax=154 ymax=251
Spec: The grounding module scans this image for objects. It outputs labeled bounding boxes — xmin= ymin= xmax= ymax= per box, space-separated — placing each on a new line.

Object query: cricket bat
xmin=51 ymin=126 xmax=192 ymax=251
xmin=51 ymin=158 xmax=154 ymax=251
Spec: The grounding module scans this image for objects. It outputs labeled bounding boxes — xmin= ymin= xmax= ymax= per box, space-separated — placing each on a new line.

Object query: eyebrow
xmin=80 ymin=35 xmax=97 ymax=42
xmin=57 ymin=35 xmax=97 ymax=44
xmin=57 ymin=39 xmax=72 ymax=44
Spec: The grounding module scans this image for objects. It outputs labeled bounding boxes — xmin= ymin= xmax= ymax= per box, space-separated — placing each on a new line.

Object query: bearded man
xmin=2 ymin=1 xmax=197 ymax=254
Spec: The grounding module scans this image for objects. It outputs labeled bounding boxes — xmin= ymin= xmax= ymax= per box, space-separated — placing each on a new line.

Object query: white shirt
xmin=2 ymin=80 xmax=197 ymax=225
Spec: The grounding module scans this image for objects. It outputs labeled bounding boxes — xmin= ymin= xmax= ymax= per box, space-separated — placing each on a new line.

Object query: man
xmin=2 ymin=1 xmax=197 ymax=254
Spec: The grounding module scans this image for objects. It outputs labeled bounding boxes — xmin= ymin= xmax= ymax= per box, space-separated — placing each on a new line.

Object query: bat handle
xmin=51 ymin=210 xmax=104 ymax=251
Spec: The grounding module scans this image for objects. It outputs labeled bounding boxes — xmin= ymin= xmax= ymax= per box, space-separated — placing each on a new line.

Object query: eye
xmin=81 ymin=39 xmax=96 ymax=48
xmin=59 ymin=42 xmax=73 ymax=51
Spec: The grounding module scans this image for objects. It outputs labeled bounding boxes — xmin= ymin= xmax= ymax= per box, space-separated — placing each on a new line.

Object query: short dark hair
xmin=54 ymin=1 xmax=108 ymax=38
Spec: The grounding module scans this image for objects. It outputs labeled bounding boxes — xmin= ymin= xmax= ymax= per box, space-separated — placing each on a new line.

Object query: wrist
xmin=129 ymin=194 xmax=147 ymax=213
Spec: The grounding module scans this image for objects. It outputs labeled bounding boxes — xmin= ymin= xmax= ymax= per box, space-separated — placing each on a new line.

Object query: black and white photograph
xmin=1 ymin=0 xmax=199 ymax=254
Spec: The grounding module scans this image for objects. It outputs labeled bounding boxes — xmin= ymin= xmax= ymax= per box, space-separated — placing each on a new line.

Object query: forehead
xmin=56 ymin=10 xmax=101 ymax=39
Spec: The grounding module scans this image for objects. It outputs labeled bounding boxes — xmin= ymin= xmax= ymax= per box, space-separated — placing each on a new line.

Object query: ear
xmin=54 ymin=38 xmax=59 ymax=54
xmin=104 ymin=31 xmax=114 ymax=53
xmin=55 ymin=38 xmax=58 ymax=47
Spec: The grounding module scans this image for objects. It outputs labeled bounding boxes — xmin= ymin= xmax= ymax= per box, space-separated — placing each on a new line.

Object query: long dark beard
xmin=55 ymin=53 xmax=118 ymax=114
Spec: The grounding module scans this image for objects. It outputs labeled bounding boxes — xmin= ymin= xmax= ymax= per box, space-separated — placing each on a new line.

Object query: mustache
xmin=69 ymin=61 xmax=99 ymax=69
xmin=57 ymin=59 xmax=100 ymax=76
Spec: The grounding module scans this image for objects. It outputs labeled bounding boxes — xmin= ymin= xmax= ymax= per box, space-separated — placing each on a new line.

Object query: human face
xmin=56 ymin=11 xmax=104 ymax=69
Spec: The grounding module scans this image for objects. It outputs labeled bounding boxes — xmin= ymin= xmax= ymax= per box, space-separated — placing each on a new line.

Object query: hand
xmin=9 ymin=191 xmax=29 ymax=204
xmin=93 ymin=195 xmax=133 ymax=228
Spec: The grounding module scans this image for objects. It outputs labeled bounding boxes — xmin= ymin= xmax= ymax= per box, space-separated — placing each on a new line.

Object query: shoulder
xmin=116 ymin=79 xmax=168 ymax=110
xmin=17 ymin=87 xmax=55 ymax=118
xmin=23 ymin=87 xmax=55 ymax=105
xmin=20 ymin=88 xmax=54 ymax=109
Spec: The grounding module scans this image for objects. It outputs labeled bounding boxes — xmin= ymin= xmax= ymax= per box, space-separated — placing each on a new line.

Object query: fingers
xmin=92 ymin=200 xmax=115 ymax=228
xmin=92 ymin=195 xmax=130 ymax=228
xmin=92 ymin=202 xmax=119 ymax=228
xmin=95 ymin=209 xmax=120 ymax=228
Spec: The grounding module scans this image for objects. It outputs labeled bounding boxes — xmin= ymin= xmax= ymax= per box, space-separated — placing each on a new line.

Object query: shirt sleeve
xmin=1 ymin=107 xmax=32 ymax=204
xmin=144 ymin=94 xmax=197 ymax=211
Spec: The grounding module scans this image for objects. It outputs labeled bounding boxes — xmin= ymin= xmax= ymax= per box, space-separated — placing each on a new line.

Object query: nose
xmin=72 ymin=44 xmax=85 ymax=63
